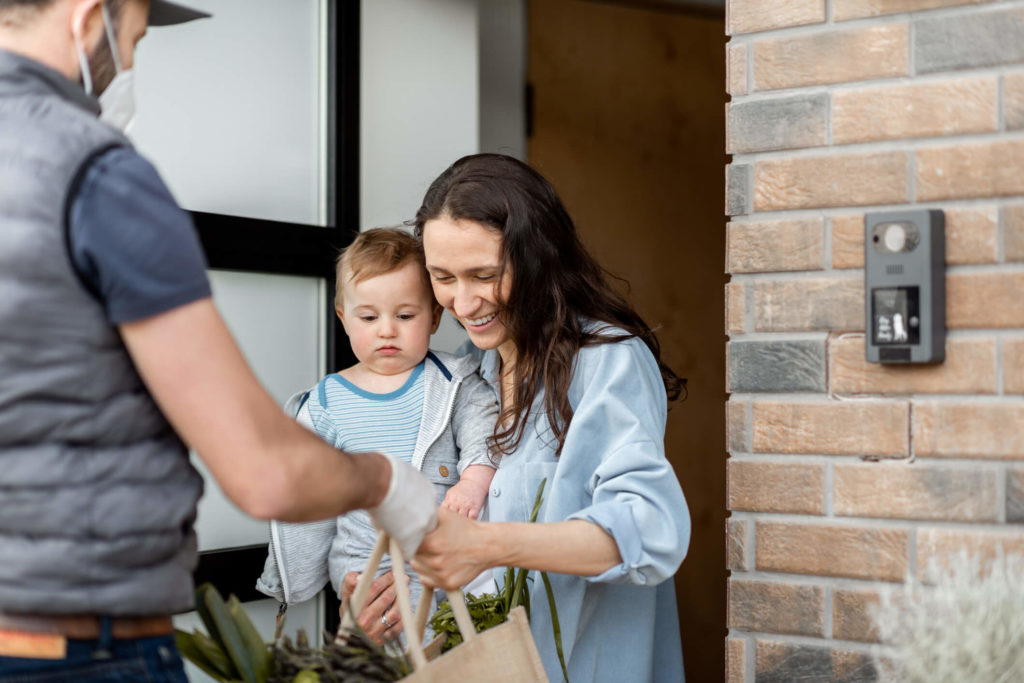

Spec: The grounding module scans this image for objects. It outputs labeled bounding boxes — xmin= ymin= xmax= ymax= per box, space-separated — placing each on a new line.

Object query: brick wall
xmin=724 ymin=1 xmax=1024 ymax=681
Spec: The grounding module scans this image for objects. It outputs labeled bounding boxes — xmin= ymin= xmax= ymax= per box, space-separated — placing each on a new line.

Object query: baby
xmin=257 ymin=227 xmax=497 ymax=639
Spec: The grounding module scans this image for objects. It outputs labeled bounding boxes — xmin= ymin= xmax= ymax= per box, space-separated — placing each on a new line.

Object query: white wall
xmin=360 ymin=0 xmax=480 ymax=233
xmin=360 ymin=0 xmax=525 ymax=352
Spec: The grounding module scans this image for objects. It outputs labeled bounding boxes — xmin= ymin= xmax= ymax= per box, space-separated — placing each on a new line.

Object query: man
xmin=0 ymin=0 xmax=436 ymax=679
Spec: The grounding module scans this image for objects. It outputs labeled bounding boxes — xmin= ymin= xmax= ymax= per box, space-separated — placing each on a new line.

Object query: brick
xmin=728 ymin=339 xmax=827 ymax=393
xmin=1004 ymin=204 xmax=1024 ymax=262
xmin=1006 ymin=71 xmax=1024 ymax=131
xmin=727 ymin=637 xmax=746 ymax=683
xmin=832 ymin=588 xmax=881 ymax=643
xmin=727 ymin=218 xmax=825 ymax=273
xmin=916 ymin=527 xmax=1024 ymax=577
xmin=755 ymin=640 xmax=878 ymax=683
xmin=832 ymin=214 xmax=866 ymax=270
xmin=755 ymin=152 xmax=908 ymax=211
xmin=1005 ymin=337 xmax=1024 ymax=394
xmin=754 ymin=277 xmax=864 ymax=332
xmin=917 ymin=139 xmax=1024 ymax=201
xmin=728 ymin=518 xmax=748 ymax=571
xmin=727 ymin=43 xmax=748 ymax=97
xmin=944 ymin=206 xmax=999 ymax=264
xmin=727 ymin=95 xmax=828 ymax=154
xmin=834 ymin=0 xmax=996 ymax=21
xmin=753 ymin=24 xmax=907 ymax=91
xmin=830 ymin=336 xmax=997 ymax=395
xmin=728 ymin=0 xmax=824 ymax=35
xmin=915 ymin=8 xmax=1024 ymax=74
xmin=729 ymin=579 xmax=824 ymax=636
xmin=756 ymin=521 xmax=909 ymax=581
xmin=753 ymin=401 xmax=908 ymax=456
xmin=832 ymin=208 xmax=998 ymax=268
xmin=728 ymin=460 xmax=826 ymax=514
xmin=728 ymin=399 xmax=750 ymax=452
xmin=833 ymin=77 xmax=996 ymax=144
xmin=834 ymin=462 xmax=999 ymax=522
xmin=914 ymin=401 xmax=1024 ymax=459
xmin=1008 ymin=469 xmax=1024 ymax=524
xmin=727 ymin=164 xmax=751 ymax=217
xmin=947 ymin=272 xmax=1024 ymax=328
xmin=726 ymin=281 xmax=748 ymax=334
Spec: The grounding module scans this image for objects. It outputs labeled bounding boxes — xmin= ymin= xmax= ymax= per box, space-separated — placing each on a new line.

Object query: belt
xmin=0 ymin=614 xmax=174 ymax=640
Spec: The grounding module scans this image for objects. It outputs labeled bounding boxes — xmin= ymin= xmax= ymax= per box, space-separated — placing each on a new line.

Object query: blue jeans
xmin=0 ymin=619 xmax=186 ymax=683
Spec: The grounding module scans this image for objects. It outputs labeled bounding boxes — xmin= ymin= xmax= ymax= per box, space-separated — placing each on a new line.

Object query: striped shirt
xmin=306 ymin=362 xmax=425 ymax=463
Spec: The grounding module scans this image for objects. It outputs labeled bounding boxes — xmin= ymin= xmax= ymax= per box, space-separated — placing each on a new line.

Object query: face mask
xmin=99 ymin=69 xmax=135 ymax=133
xmin=73 ymin=2 xmax=136 ymax=133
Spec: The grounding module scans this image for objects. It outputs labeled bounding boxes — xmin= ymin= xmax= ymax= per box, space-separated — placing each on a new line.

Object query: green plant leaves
xmin=196 ymin=583 xmax=260 ymax=683
xmin=175 ymin=628 xmax=236 ymax=681
xmin=229 ymin=594 xmax=272 ymax=681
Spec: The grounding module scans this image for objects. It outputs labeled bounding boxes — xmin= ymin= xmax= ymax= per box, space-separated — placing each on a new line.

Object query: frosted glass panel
xmin=174 ymin=598 xmax=322 ymax=683
xmin=209 ymin=270 xmax=323 ymax=406
xmin=193 ymin=270 xmax=324 ymax=551
xmin=132 ymin=0 xmax=325 ymax=225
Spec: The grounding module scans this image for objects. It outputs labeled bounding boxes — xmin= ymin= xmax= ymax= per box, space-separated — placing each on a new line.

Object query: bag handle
xmin=337 ymin=533 xmax=478 ymax=672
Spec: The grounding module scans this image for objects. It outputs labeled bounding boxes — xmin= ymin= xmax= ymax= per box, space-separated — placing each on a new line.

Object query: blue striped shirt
xmin=306 ymin=362 xmax=425 ymax=463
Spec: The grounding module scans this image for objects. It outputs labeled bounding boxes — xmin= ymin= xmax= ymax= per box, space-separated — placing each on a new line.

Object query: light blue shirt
xmin=472 ymin=331 xmax=690 ymax=682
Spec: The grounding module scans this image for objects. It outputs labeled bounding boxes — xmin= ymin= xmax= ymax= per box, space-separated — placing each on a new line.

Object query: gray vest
xmin=0 ymin=50 xmax=203 ymax=616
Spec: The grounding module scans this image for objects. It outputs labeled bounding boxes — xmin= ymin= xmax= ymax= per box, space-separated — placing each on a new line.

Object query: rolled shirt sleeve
xmin=68 ymin=147 xmax=211 ymax=325
xmin=561 ymin=337 xmax=691 ymax=586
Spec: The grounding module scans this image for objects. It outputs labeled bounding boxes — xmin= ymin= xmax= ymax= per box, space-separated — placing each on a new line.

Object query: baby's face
xmin=337 ymin=261 xmax=440 ymax=377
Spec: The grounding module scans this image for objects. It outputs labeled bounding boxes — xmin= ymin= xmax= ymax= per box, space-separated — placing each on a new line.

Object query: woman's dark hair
xmin=414 ymin=153 xmax=684 ymax=457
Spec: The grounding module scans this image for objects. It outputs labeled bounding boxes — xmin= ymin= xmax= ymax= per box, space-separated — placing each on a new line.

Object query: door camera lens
xmin=883 ymin=223 xmax=907 ymax=252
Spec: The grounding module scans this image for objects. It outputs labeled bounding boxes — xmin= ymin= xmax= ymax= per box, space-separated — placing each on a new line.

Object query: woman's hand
xmin=339 ymin=570 xmax=406 ymax=644
xmin=411 ymin=507 xmax=493 ymax=591
xmin=414 ymin=512 xmax=622 ymax=589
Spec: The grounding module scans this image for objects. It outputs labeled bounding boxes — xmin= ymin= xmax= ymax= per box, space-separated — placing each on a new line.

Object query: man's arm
xmin=119 ymin=297 xmax=389 ymax=522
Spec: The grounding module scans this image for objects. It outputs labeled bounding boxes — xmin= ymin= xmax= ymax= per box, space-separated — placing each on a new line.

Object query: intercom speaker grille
xmin=886 ymin=264 xmax=904 ymax=275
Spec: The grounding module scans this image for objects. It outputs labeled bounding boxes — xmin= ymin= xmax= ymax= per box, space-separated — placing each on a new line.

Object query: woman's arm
xmin=412 ymin=508 xmax=620 ymax=590
xmin=417 ymin=337 xmax=689 ymax=590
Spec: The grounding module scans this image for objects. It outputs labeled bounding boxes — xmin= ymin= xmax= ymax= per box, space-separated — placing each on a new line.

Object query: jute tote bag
xmin=339 ymin=533 xmax=549 ymax=682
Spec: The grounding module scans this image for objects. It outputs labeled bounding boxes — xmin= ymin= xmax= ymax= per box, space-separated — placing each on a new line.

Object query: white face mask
xmin=73 ymin=2 xmax=136 ymax=133
xmin=99 ymin=69 xmax=135 ymax=133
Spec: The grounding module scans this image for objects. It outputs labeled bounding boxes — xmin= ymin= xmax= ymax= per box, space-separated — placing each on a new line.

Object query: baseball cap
xmin=148 ymin=0 xmax=211 ymax=26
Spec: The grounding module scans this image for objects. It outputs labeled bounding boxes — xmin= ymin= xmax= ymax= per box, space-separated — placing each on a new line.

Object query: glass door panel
xmin=132 ymin=0 xmax=327 ymax=225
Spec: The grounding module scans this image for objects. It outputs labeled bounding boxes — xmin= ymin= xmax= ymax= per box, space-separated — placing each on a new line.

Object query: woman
xmin=410 ymin=154 xmax=690 ymax=682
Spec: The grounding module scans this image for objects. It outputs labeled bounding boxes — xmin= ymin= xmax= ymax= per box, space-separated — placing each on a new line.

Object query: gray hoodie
xmin=256 ymin=350 xmax=497 ymax=609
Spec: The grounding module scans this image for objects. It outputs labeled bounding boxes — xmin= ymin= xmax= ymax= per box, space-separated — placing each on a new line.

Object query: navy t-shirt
xmin=68 ymin=147 xmax=211 ymax=324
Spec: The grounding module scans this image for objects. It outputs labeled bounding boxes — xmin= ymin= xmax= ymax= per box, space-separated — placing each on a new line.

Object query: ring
xmin=381 ymin=613 xmax=392 ymax=629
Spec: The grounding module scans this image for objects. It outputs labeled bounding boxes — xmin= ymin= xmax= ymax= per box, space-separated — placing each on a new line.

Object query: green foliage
xmin=176 ymin=583 xmax=409 ymax=683
xmin=269 ymin=627 xmax=411 ymax=683
xmin=427 ymin=480 xmax=570 ymax=681
xmin=175 ymin=582 xmax=272 ymax=683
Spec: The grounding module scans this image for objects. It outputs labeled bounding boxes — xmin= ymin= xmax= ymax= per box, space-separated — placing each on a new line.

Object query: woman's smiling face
xmin=422 ymin=216 xmax=515 ymax=359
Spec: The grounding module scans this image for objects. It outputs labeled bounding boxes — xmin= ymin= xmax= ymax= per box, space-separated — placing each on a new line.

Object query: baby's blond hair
xmin=335 ymin=228 xmax=433 ymax=308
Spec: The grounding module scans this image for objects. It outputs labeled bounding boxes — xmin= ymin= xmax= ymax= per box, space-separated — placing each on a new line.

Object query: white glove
xmin=367 ymin=452 xmax=438 ymax=559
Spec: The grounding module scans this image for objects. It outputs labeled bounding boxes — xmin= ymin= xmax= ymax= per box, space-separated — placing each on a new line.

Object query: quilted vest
xmin=0 ymin=49 xmax=202 ymax=615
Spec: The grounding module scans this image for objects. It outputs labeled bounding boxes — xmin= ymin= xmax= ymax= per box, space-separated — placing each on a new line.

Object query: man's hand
xmin=368 ymin=452 xmax=438 ymax=559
